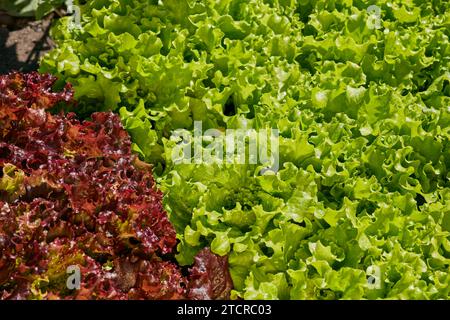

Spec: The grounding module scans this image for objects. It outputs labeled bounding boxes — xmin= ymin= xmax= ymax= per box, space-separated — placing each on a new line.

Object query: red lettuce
xmin=188 ymin=248 xmax=234 ymax=300
xmin=0 ymin=72 xmax=233 ymax=300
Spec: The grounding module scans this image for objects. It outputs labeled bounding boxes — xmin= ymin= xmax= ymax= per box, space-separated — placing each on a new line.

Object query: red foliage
xmin=188 ymin=248 xmax=234 ymax=300
xmin=0 ymin=72 xmax=232 ymax=300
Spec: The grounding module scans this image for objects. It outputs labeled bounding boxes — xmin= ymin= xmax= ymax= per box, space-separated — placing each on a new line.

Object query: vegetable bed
xmin=1 ymin=0 xmax=450 ymax=300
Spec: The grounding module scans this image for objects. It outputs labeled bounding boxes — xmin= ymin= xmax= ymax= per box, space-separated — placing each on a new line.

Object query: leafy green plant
xmin=41 ymin=0 xmax=450 ymax=299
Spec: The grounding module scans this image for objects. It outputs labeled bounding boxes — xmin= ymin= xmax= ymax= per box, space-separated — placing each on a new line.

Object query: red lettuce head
xmin=0 ymin=72 xmax=232 ymax=300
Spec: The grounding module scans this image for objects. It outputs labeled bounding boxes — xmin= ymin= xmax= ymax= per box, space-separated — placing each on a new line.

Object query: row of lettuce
xmin=5 ymin=0 xmax=450 ymax=299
